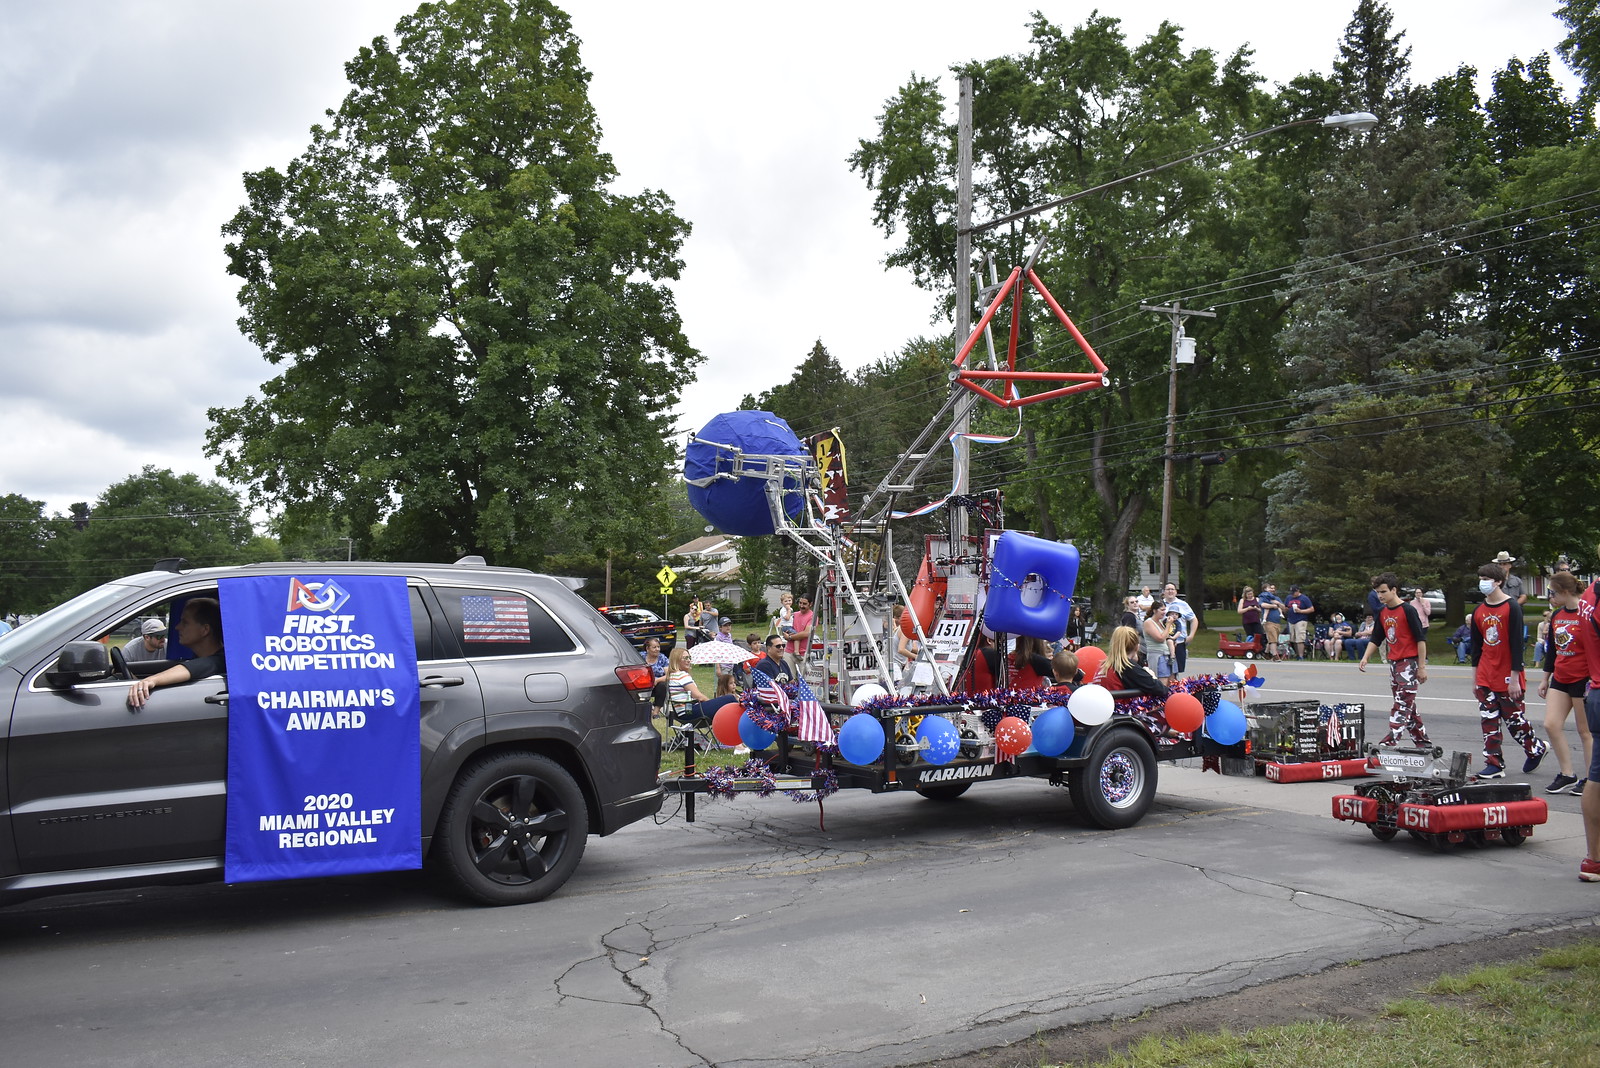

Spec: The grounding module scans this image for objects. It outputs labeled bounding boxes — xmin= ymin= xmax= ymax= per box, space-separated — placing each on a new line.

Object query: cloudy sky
xmin=0 ymin=1 xmax=1577 ymax=519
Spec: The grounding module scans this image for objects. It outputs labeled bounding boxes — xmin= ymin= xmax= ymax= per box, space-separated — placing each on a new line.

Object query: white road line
xmin=1254 ymin=686 xmax=1482 ymax=704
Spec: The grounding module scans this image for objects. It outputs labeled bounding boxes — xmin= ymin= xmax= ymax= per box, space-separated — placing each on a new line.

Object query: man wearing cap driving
xmin=1493 ymin=551 xmax=1526 ymax=606
xmin=123 ymin=618 xmax=169 ymax=663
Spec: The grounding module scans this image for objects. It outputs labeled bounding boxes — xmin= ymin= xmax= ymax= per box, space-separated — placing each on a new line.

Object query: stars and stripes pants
xmin=1473 ymin=684 xmax=1545 ymax=769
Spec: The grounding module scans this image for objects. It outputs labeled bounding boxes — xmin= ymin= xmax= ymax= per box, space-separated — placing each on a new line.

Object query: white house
xmin=664 ymin=535 xmax=785 ymax=613
xmin=1129 ymin=544 xmax=1184 ymax=593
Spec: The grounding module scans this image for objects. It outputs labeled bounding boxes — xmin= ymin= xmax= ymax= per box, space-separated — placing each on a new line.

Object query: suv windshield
xmin=0 ymin=583 xmax=136 ymax=671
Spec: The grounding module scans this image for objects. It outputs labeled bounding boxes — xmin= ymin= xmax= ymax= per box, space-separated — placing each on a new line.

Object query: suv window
xmin=436 ymin=586 xmax=577 ymax=657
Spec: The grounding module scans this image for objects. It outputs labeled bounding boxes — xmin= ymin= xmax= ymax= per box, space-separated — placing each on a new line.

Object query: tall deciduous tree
xmin=0 ymin=494 xmax=63 ymax=612
xmin=68 ymin=468 xmax=256 ymax=589
xmin=211 ymin=0 xmax=698 ymax=566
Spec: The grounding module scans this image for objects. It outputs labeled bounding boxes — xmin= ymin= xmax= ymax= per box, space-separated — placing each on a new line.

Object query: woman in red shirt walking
xmin=1539 ymin=571 xmax=1592 ymax=794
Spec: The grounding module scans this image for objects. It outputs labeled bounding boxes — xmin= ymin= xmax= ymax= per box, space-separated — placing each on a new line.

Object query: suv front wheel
xmin=435 ymin=752 xmax=589 ymax=905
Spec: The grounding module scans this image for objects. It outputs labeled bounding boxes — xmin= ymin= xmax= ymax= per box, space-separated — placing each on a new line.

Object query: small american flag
xmin=1326 ymin=705 xmax=1342 ymax=750
xmin=791 ymin=676 xmax=834 ymax=746
xmin=462 ymin=595 xmax=530 ymax=642
xmin=750 ymin=670 xmax=836 ymax=746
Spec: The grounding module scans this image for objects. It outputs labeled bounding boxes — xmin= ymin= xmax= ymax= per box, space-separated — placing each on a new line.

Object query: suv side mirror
xmin=45 ymin=641 xmax=116 ymax=689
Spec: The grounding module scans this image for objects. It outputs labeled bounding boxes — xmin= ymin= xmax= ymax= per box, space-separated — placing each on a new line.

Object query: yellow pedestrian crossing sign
xmin=655 ymin=564 xmax=678 ymax=587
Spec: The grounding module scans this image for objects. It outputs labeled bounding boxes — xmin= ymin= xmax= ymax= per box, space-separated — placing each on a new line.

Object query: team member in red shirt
xmin=1575 ymin=593 xmax=1600 ymax=882
xmin=1539 ymin=572 xmax=1593 ymax=794
xmin=1469 ymin=562 xmax=1547 ymax=780
xmin=1358 ymin=571 xmax=1432 ymax=747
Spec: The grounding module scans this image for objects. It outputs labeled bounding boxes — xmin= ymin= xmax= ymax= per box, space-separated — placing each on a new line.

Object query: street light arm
xmin=967 ymin=113 xmax=1376 ymax=238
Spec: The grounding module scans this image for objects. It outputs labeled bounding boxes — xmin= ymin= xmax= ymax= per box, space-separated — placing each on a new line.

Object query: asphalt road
xmin=1 ymin=660 xmax=1595 ymax=1068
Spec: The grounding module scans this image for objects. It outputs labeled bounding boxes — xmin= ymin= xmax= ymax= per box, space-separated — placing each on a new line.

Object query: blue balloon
xmin=1206 ymin=699 xmax=1247 ymax=746
xmin=916 ymin=716 xmax=962 ymax=766
xmin=1031 ymin=705 xmax=1076 ymax=757
xmin=738 ymin=711 xmax=777 ymax=751
xmin=838 ymin=712 xmax=885 ymax=765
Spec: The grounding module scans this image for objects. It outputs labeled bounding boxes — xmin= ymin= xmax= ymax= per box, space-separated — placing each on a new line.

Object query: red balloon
xmin=1074 ymin=645 xmax=1106 ymax=679
xmin=1164 ymin=692 xmax=1205 ymax=733
xmin=995 ymin=715 xmax=1033 ymax=756
xmin=712 ymin=703 xmax=744 ymax=747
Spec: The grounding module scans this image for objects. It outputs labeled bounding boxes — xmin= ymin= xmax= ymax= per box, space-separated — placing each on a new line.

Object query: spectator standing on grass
xmin=1143 ymin=609 xmax=1175 ymax=682
xmin=1469 ymin=561 xmax=1547 ymax=779
xmin=1136 ymin=586 xmax=1154 ymax=615
xmin=1257 ymin=581 xmax=1286 ymax=659
xmin=1119 ymin=595 xmax=1142 ymax=632
xmin=1359 ymin=572 xmax=1432 ymax=748
xmin=1285 ymin=585 xmax=1315 ymax=660
xmin=1160 ymin=583 xmax=1196 ymax=675
xmin=1236 ymin=586 xmax=1262 ymax=647
xmin=1492 ymin=550 xmax=1527 ymax=606
xmin=1539 ymin=572 xmax=1592 ymax=795
xmin=683 ymin=600 xmax=703 ymax=650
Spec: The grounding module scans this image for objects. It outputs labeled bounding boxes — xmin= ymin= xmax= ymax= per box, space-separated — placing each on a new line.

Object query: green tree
xmin=1266 ymin=395 xmax=1525 ymax=617
xmin=853 ymin=12 xmax=1293 ymax=617
xmin=211 ymin=0 xmax=698 ymax=567
xmin=0 ymin=494 xmax=67 ymax=612
xmin=67 ymin=468 xmax=256 ymax=590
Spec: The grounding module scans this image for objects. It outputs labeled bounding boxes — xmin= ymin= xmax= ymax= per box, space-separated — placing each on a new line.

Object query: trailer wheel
xmin=1069 ymin=726 xmax=1157 ymax=829
xmin=914 ymin=782 xmax=972 ymax=802
xmin=1369 ymin=826 xmax=1397 ymax=842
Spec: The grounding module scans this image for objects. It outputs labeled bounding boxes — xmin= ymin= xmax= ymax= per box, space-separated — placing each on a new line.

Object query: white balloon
xmin=851 ymin=683 xmax=888 ymax=707
xmin=1067 ymin=683 xmax=1115 ymax=726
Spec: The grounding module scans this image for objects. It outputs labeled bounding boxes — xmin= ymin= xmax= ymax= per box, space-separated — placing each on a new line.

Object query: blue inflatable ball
xmin=1205 ymin=699 xmax=1247 ymax=746
xmin=838 ymin=712 xmax=886 ymax=765
xmin=685 ymin=411 xmax=807 ymax=536
xmin=738 ymin=711 xmax=777 ymax=751
xmin=916 ymin=716 xmax=962 ymax=765
xmin=1030 ymin=705 xmax=1076 ymax=757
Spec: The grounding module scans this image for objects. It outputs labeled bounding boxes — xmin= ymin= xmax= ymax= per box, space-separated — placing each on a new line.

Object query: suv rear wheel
xmin=435 ymin=752 xmax=589 ymax=905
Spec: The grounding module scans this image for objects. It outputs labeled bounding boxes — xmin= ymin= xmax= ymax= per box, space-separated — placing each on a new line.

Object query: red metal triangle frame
xmin=951 ymin=266 xmax=1109 ymax=408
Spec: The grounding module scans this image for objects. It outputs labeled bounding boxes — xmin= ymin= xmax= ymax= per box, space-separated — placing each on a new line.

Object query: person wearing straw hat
xmin=1493 ymin=551 xmax=1527 ymax=606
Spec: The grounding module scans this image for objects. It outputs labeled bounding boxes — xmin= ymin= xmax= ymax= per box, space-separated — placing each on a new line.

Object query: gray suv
xmin=0 ymin=559 xmax=662 ymax=906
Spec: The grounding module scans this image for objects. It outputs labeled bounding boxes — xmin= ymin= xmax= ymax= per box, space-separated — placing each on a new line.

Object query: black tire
xmin=1427 ymin=833 xmax=1451 ymax=852
xmin=109 ymin=645 xmax=134 ymax=681
xmin=1500 ymin=827 xmax=1527 ymax=847
xmin=1068 ymin=726 xmax=1158 ymax=829
xmin=914 ymin=782 xmax=972 ymax=802
xmin=434 ymin=752 xmax=588 ymax=906
xmin=1370 ymin=826 xmax=1397 ymax=842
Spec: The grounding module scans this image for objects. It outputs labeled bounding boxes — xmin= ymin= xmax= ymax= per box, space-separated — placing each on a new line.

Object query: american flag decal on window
xmin=462 ymin=595 xmax=531 ymax=642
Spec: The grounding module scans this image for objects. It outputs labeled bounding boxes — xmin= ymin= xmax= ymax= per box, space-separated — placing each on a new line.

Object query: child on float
xmin=1093 ymin=625 xmax=1171 ymax=701
xmin=1008 ymin=634 xmax=1056 ymax=689
xmin=1049 ymin=648 xmax=1082 ymax=692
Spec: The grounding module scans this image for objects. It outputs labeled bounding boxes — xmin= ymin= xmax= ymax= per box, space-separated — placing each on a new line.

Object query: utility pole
xmin=950 ymin=75 xmax=975 ymax=549
xmin=1140 ymin=302 xmax=1215 ymax=591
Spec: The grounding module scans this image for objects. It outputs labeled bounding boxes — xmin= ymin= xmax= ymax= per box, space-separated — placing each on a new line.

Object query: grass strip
xmin=1078 ymin=937 xmax=1600 ymax=1068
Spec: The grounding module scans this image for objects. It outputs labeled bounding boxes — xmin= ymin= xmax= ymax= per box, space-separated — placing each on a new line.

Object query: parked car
xmin=0 ymin=558 xmax=662 ymax=907
xmin=599 ymin=604 xmax=677 ymax=654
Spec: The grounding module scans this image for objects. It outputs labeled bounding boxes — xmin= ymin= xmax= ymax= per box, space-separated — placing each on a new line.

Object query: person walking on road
xmin=1358 ymin=572 xmax=1431 ymax=748
xmin=1573 ymin=592 xmax=1600 ymax=882
xmin=1469 ymin=561 xmax=1546 ymax=780
xmin=1539 ymin=571 xmax=1591 ymax=795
